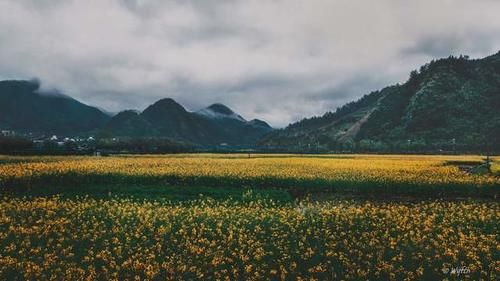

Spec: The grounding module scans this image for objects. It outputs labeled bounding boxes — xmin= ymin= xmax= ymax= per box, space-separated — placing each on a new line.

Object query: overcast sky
xmin=1 ymin=0 xmax=499 ymax=127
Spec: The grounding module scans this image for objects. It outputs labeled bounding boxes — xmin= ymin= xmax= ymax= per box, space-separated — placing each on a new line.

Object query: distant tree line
xmin=0 ymin=136 xmax=193 ymax=155
xmin=1 ymin=133 xmax=497 ymax=155
xmin=0 ymin=136 xmax=93 ymax=155
xmin=0 ymin=136 xmax=33 ymax=153
xmin=96 ymin=138 xmax=193 ymax=154
xmin=260 ymin=136 xmax=500 ymax=155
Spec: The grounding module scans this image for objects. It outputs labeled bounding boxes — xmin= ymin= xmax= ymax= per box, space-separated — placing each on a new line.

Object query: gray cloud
xmin=1 ymin=0 xmax=499 ymax=127
xmin=402 ymin=32 xmax=498 ymax=58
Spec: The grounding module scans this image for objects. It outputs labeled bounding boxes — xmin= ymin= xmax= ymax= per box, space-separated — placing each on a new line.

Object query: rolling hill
xmin=260 ymin=52 xmax=500 ymax=152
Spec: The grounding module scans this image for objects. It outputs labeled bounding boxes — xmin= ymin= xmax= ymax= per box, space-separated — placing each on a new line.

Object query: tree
xmin=0 ymin=136 xmax=33 ymax=152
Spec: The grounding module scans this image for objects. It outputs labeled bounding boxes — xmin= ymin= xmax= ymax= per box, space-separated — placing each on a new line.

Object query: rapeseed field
xmin=0 ymin=154 xmax=498 ymax=197
xmin=0 ymin=196 xmax=498 ymax=280
xmin=0 ymin=154 xmax=498 ymax=280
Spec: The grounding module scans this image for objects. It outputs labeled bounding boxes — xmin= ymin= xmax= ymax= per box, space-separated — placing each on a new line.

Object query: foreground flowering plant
xmin=0 ymin=196 xmax=497 ymax=280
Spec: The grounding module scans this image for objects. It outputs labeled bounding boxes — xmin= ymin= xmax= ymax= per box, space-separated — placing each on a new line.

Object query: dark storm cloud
xmin=1 ymin=0 xmax=500 ymax=127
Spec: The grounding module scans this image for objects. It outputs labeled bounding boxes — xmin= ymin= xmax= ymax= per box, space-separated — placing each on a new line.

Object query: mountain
xmin=100 ymin=100 xmax=273 ymax=146
xmin=0 ymin=80 xmax=110 ymax=134
xmin=248 ymin=119 xmax=273 ymax=129
xmin=0 ymin=79 xmax=273 ymax=146
xmin=196 ymin=103 xmax=246 ymax=122
xmin=99 ymin=110 xmax=157 ymax=137
xmin=260 ymin=52 xmax=500 ymax=151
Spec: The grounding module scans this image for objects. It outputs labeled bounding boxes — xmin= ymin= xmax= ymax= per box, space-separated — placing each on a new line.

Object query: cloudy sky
xmin=1 ymin=0 xmax=500 ymax=126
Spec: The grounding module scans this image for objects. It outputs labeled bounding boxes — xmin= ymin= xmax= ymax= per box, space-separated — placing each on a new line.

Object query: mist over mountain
xmin=260 ymin=52 xmax=500 ymax=152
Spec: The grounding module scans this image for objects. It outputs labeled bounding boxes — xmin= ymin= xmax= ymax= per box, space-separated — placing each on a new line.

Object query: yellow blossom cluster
xmin=0 ymin=196 xmax=497 ymax=280
xmin=492 ymin=160 xmax=499 ymax=175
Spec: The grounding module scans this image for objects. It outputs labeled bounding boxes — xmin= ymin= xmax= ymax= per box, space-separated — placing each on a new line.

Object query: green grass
xmin=1 ymin=184 xmax=293 ymax=203
xmin=2 ymin=172 xmax=498 ymax=199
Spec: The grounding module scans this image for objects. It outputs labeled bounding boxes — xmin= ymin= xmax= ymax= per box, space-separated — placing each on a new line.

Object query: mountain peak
xmin=115 ymin=110 xmax=141 ymax=117
xmin=207 ymin=103 xmax=235 ymax=115
xmin=196 ymin=103 xmax=246 ymax=122
xmin=100 ymin=110 xmax=156 ymax=137
xmin=142 ymin=98 xmax=187 ymax=120
xmin=0 ymin=79 xmax=40 ymax=94
xmin=249 ymin=119 xmax=272 ymax=129
xmin=151 ymin=98 xmax=186 ymax=111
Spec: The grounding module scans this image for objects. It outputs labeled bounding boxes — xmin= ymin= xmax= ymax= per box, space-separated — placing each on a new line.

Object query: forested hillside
xmin=260 ymin=52 xmax=500 ymax=152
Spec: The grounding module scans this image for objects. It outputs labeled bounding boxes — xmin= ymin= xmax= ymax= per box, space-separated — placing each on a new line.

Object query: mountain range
xmin=1 ymin=51 xmax=499 ymax=151
xmin=0 ymin=80 xmax=273 ymax=146
xmin=100 ymin=99 xmax=273 ymax=145
xmin=260 ymin=51 xmax=500 ymax=151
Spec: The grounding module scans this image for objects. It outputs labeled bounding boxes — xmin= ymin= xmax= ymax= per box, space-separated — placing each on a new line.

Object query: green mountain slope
xmin=100 ymin=99 xmax=274 ymax=146
xmin=98 ymin=110 xmax=157 ymax=137
xmin=0 ymin=80 xmax=110 ymax=134
xmin=260 ymin=52 xmax=500 ymax=152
